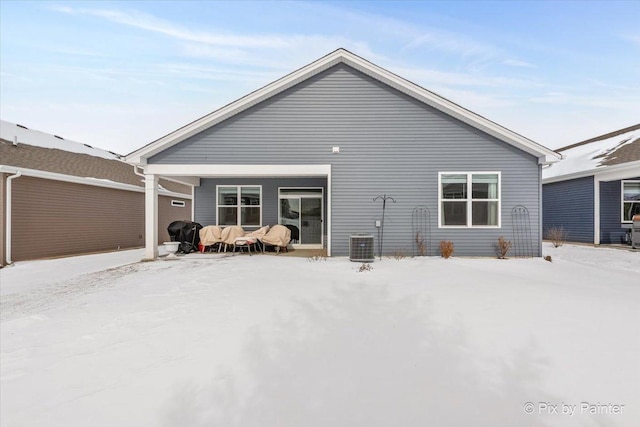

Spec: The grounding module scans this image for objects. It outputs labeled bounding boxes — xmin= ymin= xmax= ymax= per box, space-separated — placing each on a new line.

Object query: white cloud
xmin=502 ymin=59 xmax=535 ymax=68
xmin=52 ymin=4 xmax=370 ymax=59
xmin=529 ymin=92 xmax=639 ymax=109
xmin=308 ymin=2 xmax=501 ymax=62
xmin=390 ymin=65 xmax=544 ymax=89
xmin=53 ymin=6 xmax=291 ymax=48
xmin=48 ymin=47 xmax=107 ymax=57
xmin=404 ymin=31 xmax=500 ymax=61
xmin=429 ymin=86 xmax=516 ymax=110
xmin=50 ymin=4 xmax=379 ymax=76
xmin=621 ymin=33 xmax=640 ymax=45
xmin=157 ymin=62 xmax=281 ymax=85
xmin=179 ymin=38 xmax=369 ymax=69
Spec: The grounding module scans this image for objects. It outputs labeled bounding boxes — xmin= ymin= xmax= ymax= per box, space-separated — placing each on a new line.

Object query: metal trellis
xmin=412 ymin=206 xmax=431 ymax=256
xmin=511 ymin=205 xmax=534 ymax=258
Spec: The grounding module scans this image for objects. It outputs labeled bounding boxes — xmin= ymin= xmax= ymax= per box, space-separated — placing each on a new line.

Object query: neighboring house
xmin=1 ymin=120 xmax=193 ymax=265
xmin=542 ymin=124 xmax=640 ymax=245
xmin=126 ymin=49 xmax=560 ymax=259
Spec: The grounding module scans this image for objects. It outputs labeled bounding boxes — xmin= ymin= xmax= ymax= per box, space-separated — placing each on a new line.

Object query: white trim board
xmin=437 ymin=171 xmax=502 ymax=229
xmin=621 ymin=180 xmax=640 ymax=224
xmin=591 ymin=176 xmax=640 ymax=245
xmin=126 ymin=49 xmax=560 ymax=165
xmin=542 ymin=160 xmax=640 ymax=184
xmin=278 ymin=187 xmax=325 ymax=249
xmin=144 ymin=164 xmax=332 ymax=177
xmin=216 ymin=184 xmax=263 ymax=228
xmin=0 ymin=165 xmax=192 ymax=199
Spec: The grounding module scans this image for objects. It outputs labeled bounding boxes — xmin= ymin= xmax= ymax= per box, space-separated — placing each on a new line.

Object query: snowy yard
xmin=1 ymin=244 xmax=638 ymax=427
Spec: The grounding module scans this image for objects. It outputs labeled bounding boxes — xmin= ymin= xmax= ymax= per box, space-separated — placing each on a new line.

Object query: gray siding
xmin=542 ymin=176 xmax=594 ymax=243
xmin=195 ymin=177 xmax=327 ymax=233
xmin=600 ymin=180 xmax=622 ymax=244
xmin=600 ymin=177 xmax=640 ymax=244
xmin=151 ymin=64 xmax=542 ymax=256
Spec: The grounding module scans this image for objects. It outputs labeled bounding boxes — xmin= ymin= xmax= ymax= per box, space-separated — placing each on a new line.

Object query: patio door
xmin=279 ymin=188 xmax=323 ymax=249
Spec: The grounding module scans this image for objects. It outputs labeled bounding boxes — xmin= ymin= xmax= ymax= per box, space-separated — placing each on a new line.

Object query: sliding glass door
xmin=279 ymin=188 xmax=323 ymax=248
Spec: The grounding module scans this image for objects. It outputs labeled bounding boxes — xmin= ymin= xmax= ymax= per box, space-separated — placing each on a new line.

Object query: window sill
xmin=438 ymin=225 xmax=501 ymax=229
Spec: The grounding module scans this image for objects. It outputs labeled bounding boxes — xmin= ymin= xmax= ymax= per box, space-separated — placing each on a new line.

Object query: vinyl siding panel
xmin=542 ymin=176 xmax=594 ymax=243
xmin=11 ymin=176 xmax=145 ymax=261
xmin=0 ymin=140 xmax=191 ymax=195
xmin=159 ymin=195 xmax=193 ymax=243
xmin=151 ymin=64 xmax=542 ymax=256
xmin=195 ymin=178 xmax=326 ymax=232
xmin=8 ymin=176 xmax=191 ymax=262
xmin=600 ymin=177 xmax=640 ymax=244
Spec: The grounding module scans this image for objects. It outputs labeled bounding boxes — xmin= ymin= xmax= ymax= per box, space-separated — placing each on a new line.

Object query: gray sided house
xmin=543 ymin=124 xmax=640 ymax=245
xmin=127 ymin=49 xmax=560 ymax=259
xmin=1 ymin=120 xmax=193 ymax=265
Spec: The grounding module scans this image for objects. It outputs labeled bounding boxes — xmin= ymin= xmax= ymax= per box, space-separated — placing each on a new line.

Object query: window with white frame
xmin=622 ymin=180 xmax=640 ymax=222
xmin=217 ymin=186 xmax=262 ymax=227
xmin=439 ymin=172 xmax=500 ymax=227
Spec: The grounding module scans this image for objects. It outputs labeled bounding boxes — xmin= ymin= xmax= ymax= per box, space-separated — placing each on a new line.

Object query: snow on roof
xmin=543 ymin=124 xmax=640 ymax=180
xmin=0 ymin=120 xmax=121 ymax=160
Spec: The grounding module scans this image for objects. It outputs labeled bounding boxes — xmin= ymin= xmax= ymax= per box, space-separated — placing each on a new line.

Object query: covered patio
xmin=139 ymin=164 xmax=332 ymax=260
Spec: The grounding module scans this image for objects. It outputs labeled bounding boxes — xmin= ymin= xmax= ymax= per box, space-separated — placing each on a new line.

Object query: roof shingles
xmin=1 ymin=139 xmax=190 ymax=195
xmin=543 ymin=124 xmax=640 ymax=180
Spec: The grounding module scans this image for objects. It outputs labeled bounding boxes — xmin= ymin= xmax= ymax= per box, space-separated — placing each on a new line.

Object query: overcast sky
xmin=1 ymin=1 xmax=638 ymax=155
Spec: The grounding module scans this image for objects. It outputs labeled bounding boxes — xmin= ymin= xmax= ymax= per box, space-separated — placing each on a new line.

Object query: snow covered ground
xmin=1 ymin=243 xmax=638 ymax=427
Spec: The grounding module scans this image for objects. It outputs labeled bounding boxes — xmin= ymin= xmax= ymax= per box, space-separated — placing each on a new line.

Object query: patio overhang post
xmin=144 ymin=173 xmax=159 ymax=260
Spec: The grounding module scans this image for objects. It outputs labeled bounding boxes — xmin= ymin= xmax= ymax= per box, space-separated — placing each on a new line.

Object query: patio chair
xmin=232 ymin=235 xmax=259 ymax=256
xmin=220 ymin=226 xmax=246 ymax=252
xmin=246 ymin=225 xmax=270 ymax=252
xmin=259 ymin=224 xmax=291 ymax=253
xmin=199 ymin=225 xmax=223 ymax=252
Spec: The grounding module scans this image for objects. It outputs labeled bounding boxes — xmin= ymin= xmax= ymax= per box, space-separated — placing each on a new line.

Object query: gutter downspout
xmin=133 ymin=165 xmax=145 ymax=179
xmin=136 ymin=165 xmax=195 ymax=222
xmin=5 ymin=171 xmax=22 ymax=264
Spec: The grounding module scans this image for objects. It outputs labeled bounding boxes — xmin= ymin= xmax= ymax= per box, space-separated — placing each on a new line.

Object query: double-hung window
xmin=622 ymin=180 xmax=640 ymax=222
xmin=217 ymin=186 xmax=262 ymax=227
xmin=439 ymin=172 xmax=500 ymax=227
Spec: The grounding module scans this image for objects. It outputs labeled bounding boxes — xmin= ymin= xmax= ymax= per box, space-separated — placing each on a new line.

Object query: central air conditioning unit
xmin=349 ymin=234 xmax=375 ymax=262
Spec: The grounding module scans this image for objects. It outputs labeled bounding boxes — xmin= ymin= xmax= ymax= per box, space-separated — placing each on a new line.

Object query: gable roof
xmin=126 ymin=48 xmax=560 ymax=165
xmin=0 ymin=120 xmax=191 ymax=195
xmin=542 ymin=124 xmax=640 ymax=182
